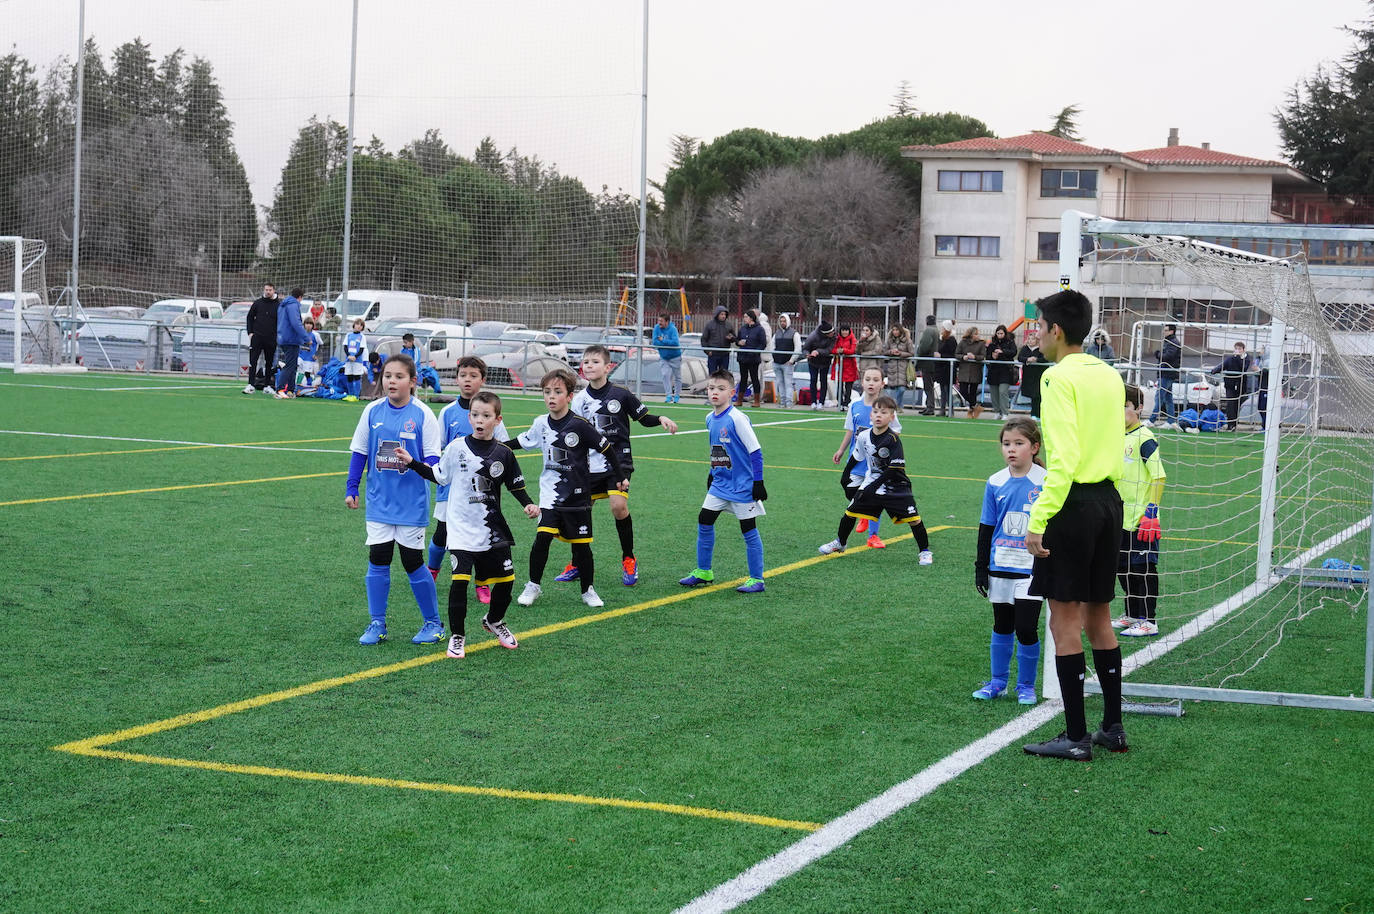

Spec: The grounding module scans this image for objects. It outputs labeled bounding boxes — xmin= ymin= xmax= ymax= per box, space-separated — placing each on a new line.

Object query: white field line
xmin=676 ymin=511 xmax=1374 ymax=914
xmin=0 ymin=381 xmax=237 ymax=392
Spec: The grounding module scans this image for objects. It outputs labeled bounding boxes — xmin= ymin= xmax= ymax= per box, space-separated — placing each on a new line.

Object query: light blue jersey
xmin=706 ymin=406 xmax=763 ymax=503
xmin=349 ymin=397 xmax=441 ymax=526
xmin=844 ymin=397 xmax=902 ymax=480
xmin=434 ymin=397 xmax=509 ymax=506
xmin=980 ymin=464 xmax=1047 ymax=575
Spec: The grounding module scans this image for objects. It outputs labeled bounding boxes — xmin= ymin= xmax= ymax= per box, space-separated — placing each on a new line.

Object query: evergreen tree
xmin=1045 ymin=104 xmax=1082 ymax=141
xmin=0 ymin=53 xmax=44 ymax=233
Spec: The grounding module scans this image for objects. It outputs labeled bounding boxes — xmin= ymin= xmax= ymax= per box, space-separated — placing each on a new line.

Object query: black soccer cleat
xmin=1024 ymin=731 xmax=1093 ymax=761
xmin=1091 ymin=723 xmax=1129 ymax=753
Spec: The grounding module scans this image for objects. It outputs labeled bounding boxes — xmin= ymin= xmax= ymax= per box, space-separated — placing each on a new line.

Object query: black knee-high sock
xmin=529 ymin=531 xmax=553 ymax=584
xmin=485 ymin=581 xmax=513 ymax=625
xmin=615 ymin=515 xmax=634 ymax=559
xmin=1144 ymin=565 xmax=1159 ymax=622
xmin=1056 ymin=652 xmax=1088 ymax=740
xmin=1093 ymin=646 xmax=1124 ymax=729
xmin=447 ymin=577 xmax=468 ymax=637
xmin=837 ymin=514 xmax=857 ymax=544
xmin=572 ymin=543 xmax=594 ymax=592
xmin=910 ymin=521 xmax=930 ymax=551
xmin=1120 ymin=568 xmax=1148 ymax=620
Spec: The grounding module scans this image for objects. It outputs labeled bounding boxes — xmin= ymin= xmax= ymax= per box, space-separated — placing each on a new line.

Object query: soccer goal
xmin=1 ymin=237 xmax=85 ymax=374
xmin=1053 ymin=212 xmax=1374 ymax=713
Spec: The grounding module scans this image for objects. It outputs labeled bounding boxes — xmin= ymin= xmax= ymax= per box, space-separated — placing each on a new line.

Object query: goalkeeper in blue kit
xmin=680 ymin=370 xmax=768 ymax=594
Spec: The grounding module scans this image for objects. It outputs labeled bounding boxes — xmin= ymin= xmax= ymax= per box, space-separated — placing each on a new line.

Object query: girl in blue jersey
xmin=832 ymin=367 xmax=902 ymax=549
xmin=345 ymin=354 xmax=445 ymax=646
xmin=972 ymin=417 xmax=1047 ymax=704
xmin=342 ymin=318 xmax=368 ymax=398
xmin=299 ymin=317 xmax=323 ymax=390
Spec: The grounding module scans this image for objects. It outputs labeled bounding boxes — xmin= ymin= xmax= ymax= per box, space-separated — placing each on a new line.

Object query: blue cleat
xmin=1016 ymin=684 xmax=1038 ymax=705
xmin=359 ymin=620 xmax=387 ymax=645
xmin=736 ymin=577 xmax=765 ymax=594
xmin=621 ymin=556 xmax=639 ymax=586
xmin=411 ymin=620 xmax=446 ymax=644
xmin=679 ymin=569 xmax=714 ymax=587
xmin=972 ymin=681 xmax=1006 ymax=700
xmin=554 ymin=563 xmax=580 ymax=582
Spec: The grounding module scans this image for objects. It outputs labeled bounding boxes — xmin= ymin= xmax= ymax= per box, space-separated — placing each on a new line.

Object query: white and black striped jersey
xmin=852 ymin=428 xmax=912 ymax=496
xmin=570 ymin=382 xmax=660 ymax=475
xmin=429 ymin=436 xmax=531 ymax=552
xmin=514 ymin=413 xmax=622 ymax=509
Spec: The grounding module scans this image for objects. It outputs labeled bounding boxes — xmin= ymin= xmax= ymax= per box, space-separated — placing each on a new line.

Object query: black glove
xmin=975 ymin=567 xmax=989 ymax=599
xmin=752 ymin=480 xmax=768 ymax=502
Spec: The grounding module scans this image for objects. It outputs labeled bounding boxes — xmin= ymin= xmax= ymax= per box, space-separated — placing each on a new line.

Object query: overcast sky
xmin=7 ymin=0 xmax=1370 ymax=214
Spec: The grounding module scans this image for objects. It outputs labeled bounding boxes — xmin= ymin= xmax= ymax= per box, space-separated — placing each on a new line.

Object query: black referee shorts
xmin=1030 ymin=481 xmax=1123 ymax=604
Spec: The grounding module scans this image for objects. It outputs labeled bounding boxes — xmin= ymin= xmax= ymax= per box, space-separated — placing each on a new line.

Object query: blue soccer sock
xmin=1016 ymin=638 xmax=1041 ymax=690
xmin=989 ymin=631 xmax=1014 ymax=686
xmin=742 ymin=527 xmax=764 ymax=580
xmin=407 ymin=564 xmax=440 ymax=624
xmin=869 ymin=517 xmax=881 ymax=538
xmin=427 ymin=540 xmax=445 ymax=573
xmin=348 ymin=378 xmax=361 ymax=397
xmin=365 ymin=563 xmax=390 ymax=624
xmin=696 ymin=523 xmax=715 ymax=572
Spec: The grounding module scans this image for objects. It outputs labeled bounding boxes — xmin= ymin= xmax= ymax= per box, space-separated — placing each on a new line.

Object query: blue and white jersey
xmin=434 ymin=397 xmax=509 ymax=505
xmin=980 ymin=464 xmax=1047 ymax=575
xmin=706 ymin=406 xmax=762 ymax=503
xmin=343 ymin=332 xmax=368 ymax=376
xmin=349 ymin=397 xmax=441 ymax=527
xmin=844 ymin=398 xmax=902 ymax=479
xmin=301 ymin=330 xmax=322 ymax=364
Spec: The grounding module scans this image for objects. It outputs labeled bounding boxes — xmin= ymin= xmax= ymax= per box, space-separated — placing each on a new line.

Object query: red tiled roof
xmin=903 ymin=132 xmax=1119 ymax=156
xmin=1125 ymin=145 xmax=1288 ymax=168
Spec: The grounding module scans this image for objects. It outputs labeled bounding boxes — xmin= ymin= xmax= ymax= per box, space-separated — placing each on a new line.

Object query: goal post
xmin=1047 ymin=212 xmax=1374 ymax=713
xmin=1 ymin=237 xmax=85 ymax=374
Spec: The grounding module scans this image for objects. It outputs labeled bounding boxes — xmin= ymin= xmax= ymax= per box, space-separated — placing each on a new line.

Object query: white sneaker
xmin=1111 ymin=614 xmax=1134 ymax=630
xmin=242 ymin=384 xmax=255 ymax=394
xmin=1185 ymin=426 xmax=1200 ymax=434
xmin=261 ymin=386 xmax=276 ymax=395
xmin=446 ymin=634 xmax=465 ymax=659
xmin=818 ymin=539 xmax=845 ymax=555
xmin=1121 ymin=620 xmax=1160 ymax=637
xmin=581 ymin=587 xmax=604 ymax=608
xmin=516 ymin=581 xmax=542 ymax=606
xmin=918 ymin=550 xmax=934 ymax=566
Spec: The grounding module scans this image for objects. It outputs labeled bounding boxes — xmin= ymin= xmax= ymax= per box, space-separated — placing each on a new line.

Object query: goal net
xmin=0 ymin=238 xmax=81 ymax=373
xmin=1063 ymin=217 xmax=1374 ymax=712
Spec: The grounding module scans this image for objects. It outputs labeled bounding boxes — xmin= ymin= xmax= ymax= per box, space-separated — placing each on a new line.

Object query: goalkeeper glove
xmin=974 ymin=567 xmax=989 ymax=599
xmin=1137 ymin=503 xmax=1162 ymax=543
xmin=752 ymin=480 xmax=768 ymax=502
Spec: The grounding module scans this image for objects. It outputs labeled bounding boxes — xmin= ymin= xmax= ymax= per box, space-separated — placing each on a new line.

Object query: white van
xmin=145 ymin=299 xmax=225 ymax=322
xmin=332 ymin=289 xmax=420 ymax=330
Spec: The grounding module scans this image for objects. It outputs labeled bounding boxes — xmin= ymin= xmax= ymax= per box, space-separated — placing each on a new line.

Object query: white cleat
xmin=516 ymin=581 xmax=542 ymax=606
xmin=818 ymin=539 xmax=845 ymax=555
xmin=581 ymin=587 xmax=604 ymax=608
xmin=918 ymin=550 xmax=934 ymax=566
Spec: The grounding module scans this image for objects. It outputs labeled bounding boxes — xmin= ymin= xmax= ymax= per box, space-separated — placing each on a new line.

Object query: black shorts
xmin=451 ymin=546 xmax=516 ymax=587
xmin=1118 ymin=528 xmax=1160 ymax=570
xmin=537 ymin=507 xmax=593 ymax=544
xmin=1030 ymin=481 xmax=1122 ymax=604
xmin=846 ymin=491 xmax=921 ymax=525
xmin=589 ymin=468 xmax=633 ymax=501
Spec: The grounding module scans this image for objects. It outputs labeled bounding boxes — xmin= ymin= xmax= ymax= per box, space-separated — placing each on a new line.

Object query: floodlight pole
xmin=340 ymin=0 xmax=359 ymax=310
xmin=633 ymin=0 xmax=649 ymax=398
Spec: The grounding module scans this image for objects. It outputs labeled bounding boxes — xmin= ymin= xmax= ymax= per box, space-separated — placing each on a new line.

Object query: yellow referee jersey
xmin=1028 ymin=352 xmax=1125 ymax=534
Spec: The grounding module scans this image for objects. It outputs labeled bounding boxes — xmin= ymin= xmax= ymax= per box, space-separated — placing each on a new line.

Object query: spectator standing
xmin=916 ymin=314 xmax=940 ymax=415
xmin=321 ymin=305 xmax=342 ymax=361
xmin=856 ymin=325 xmax=882 ymax=376
xmin=652 ymin=313 xmax=683 ymax=403
xmin=1212 ymin=341 xmax=1255 ymax=430
xmin=244 ymin=282 xmax=279 ymax=394
xmin=275 ymin=287 xmax=310 ymax=399
xmin=883 ymin=323 xmax=915 ymax=409
xmin=1152 ymin=323 xmax=1182 ymax=425
xmin=1018 ymin=329 xmax=1049 ymax=418
xmin=803 ymin=320 xmax=835 ymax=410
xmin=937 ymin=321 xmax=958 ymax=417
xmin=1084 ymin=330 xmax=1116 ymax=362
xmin=830 ymin=325 xmax=859 ymax=410
xmin=700 ymin=305 xmax=736 ymax=375
xmin=733 ymin=309 xmax=767 ymax=408
xmin=771 ymin=314 xmax=798 ymax=407
xmin=955 ymin=326 xmax=987 ymax=418
xmin=985 ymin=324 xmax=1018 ymax=420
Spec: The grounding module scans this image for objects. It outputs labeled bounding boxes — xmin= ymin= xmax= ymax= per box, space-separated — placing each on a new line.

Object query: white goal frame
xmin=3 ymin=236 xmax=87 ymax=374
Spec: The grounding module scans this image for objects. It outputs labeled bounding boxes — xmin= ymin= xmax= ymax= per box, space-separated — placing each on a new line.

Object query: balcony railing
xmin=1099 ymin=192 xmax=1276 ymax=223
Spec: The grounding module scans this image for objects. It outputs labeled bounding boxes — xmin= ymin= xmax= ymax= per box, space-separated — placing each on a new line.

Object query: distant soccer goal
xmin=1 ymin=237 xmax=84 ymax=374
xmin=1056 ymin=213 xmax=1374 ymax=712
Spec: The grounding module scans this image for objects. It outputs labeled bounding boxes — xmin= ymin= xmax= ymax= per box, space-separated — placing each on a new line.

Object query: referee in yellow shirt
xmin=1023 ymin=290 xmax=1128 ymax=761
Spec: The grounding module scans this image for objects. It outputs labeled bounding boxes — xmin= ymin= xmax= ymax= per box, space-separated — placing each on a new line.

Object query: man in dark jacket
xmin=700 ymin=305 xmax=736 ymax=374
xmin=1212 ymin=341 xmax=1255 ymax=430
xmin=244 ymin=283 xmax=279 ymax=393
xmin=1151 ymin=323 xmax=1182 ymax=424
xmin=916 ymin=314 xmax=940 ymax=415
xmin=802 ymin=320 xmax=835 ymax=410
xmin=274 ymin=287 xmax=310 ymax=398
xmin=733 ymin=309 xmax=768 ymax=407
xmin=1018 ymin=329 xmax=1050 ymax=418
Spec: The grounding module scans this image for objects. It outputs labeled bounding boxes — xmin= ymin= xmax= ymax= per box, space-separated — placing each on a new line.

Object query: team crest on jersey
xmin=877 ymin=447 xmax=890 ymax=458
xmin=489 ymin=460 xmax=504 ymax=478
xmin=719 ymin=427 xmax=731 ymax=444
xmin=607 ymin=400 xmax=621 ymax=414
xmin=565 ymin=432 xmax=580 ymax=448
xmin=404 ymin=418 xmax=416 ymax=433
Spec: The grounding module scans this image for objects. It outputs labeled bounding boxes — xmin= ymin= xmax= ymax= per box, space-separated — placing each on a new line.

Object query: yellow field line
xmin=0 ymin=472 xmax=344 ymax=506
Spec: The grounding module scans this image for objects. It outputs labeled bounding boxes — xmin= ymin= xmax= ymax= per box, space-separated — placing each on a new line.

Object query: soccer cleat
xmin=516 ymin=582 xmax=542 ymax=606
xmin=412 ymin=620 xmax=445 ymax=644
xmin=1111 ymin=614 xmax=1134 ymax=630
xmin=818 ymin=539 xmax=845 ymax=556
xmin=621 ymin=556 xmax=639 ymax=586
xmin=358 ymin=620 xmax=387 ymax=645
xmin=554 ymin=563 xmax=581 ymax=582
xmin=446 ymin=634 xmax=465 ymax=659
xmin=581 ymin=587 xmax=604 ymax=608
xmin=866 ymin=534 xmax=886 ymax=549
xmin=679 ymin=569 xmax=714 ymax=587
xmin=736 ymin=577 xmax=766 ymax=594
xmin=1121 ymin=620 xmax=1160 ymax=637
xmin=1092 ymin=723 xmax=1129 ymax=752
xmin=242 ymin=384 xmax=255 ymax=394
xmin=481 ymin=616 xmax=518 ymax=649
xmin=972 ymin=681 xmax=1006 ymax=700
xmin=855 ymin=518 xmax=869 ymax=533
xmin=261 ymin=386 xmax=276 ymax=395
xmin=1024 ymin=731 xmax=1093 ymax=761
xmin=476 ymin=585 xmax=491 ymax=604
xmin=918 ymin=550 xmax=934 ymax=566
xmin=1015 ymin=684 xmax=1038 ymax=705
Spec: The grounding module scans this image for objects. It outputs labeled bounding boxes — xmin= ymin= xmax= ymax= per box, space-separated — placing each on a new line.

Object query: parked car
xmin=548 ymin=323 xmax=578 ymax=339
xmin=479 ymin=352 xmax=570 ymax=390
xmin=331 ymin=289 xmax=420 ymax=330
xmin=373 ymin=322 xmax=476 ymax=375
xmin=561 ymin=325 xmax=635 ymax=365
xmin=678 ymin=332 xmax=706 ymax=361
xmin=501 ymin=328 xmax=568 ymax=361
xmin=145 ymin=299 xmax=224 ymax=322
xmin=609 ymin=349 xmax=709 ymax=397
xmin=223 ymin=302 xmax=252 ymax=324
xmin=467 ymin=320 xmax=527 ymax=343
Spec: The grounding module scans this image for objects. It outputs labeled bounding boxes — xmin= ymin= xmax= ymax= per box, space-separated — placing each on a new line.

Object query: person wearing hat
xmin=803 ymin=320 xmax=836 ymax=410
xmin=701 ymin=305 xmax=736 ymax=375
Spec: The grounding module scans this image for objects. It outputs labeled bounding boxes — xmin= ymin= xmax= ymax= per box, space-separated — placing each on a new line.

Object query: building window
xmin=936 ymin=235 xmax=1000 ymax=257
xmin=1036 ymin=232 xmax=1096 ymax=261
xmin=937 ymin=170 xmax=1003 ymax=192
xmin=1040 ymin=168 xmax=1098 ymax=198
xmin=934 ymin=299 xmax=1000 ymax=323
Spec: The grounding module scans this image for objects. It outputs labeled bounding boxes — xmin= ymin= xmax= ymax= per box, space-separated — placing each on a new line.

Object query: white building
xmin=901 ymin=129 xmax=1321 ymax=331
